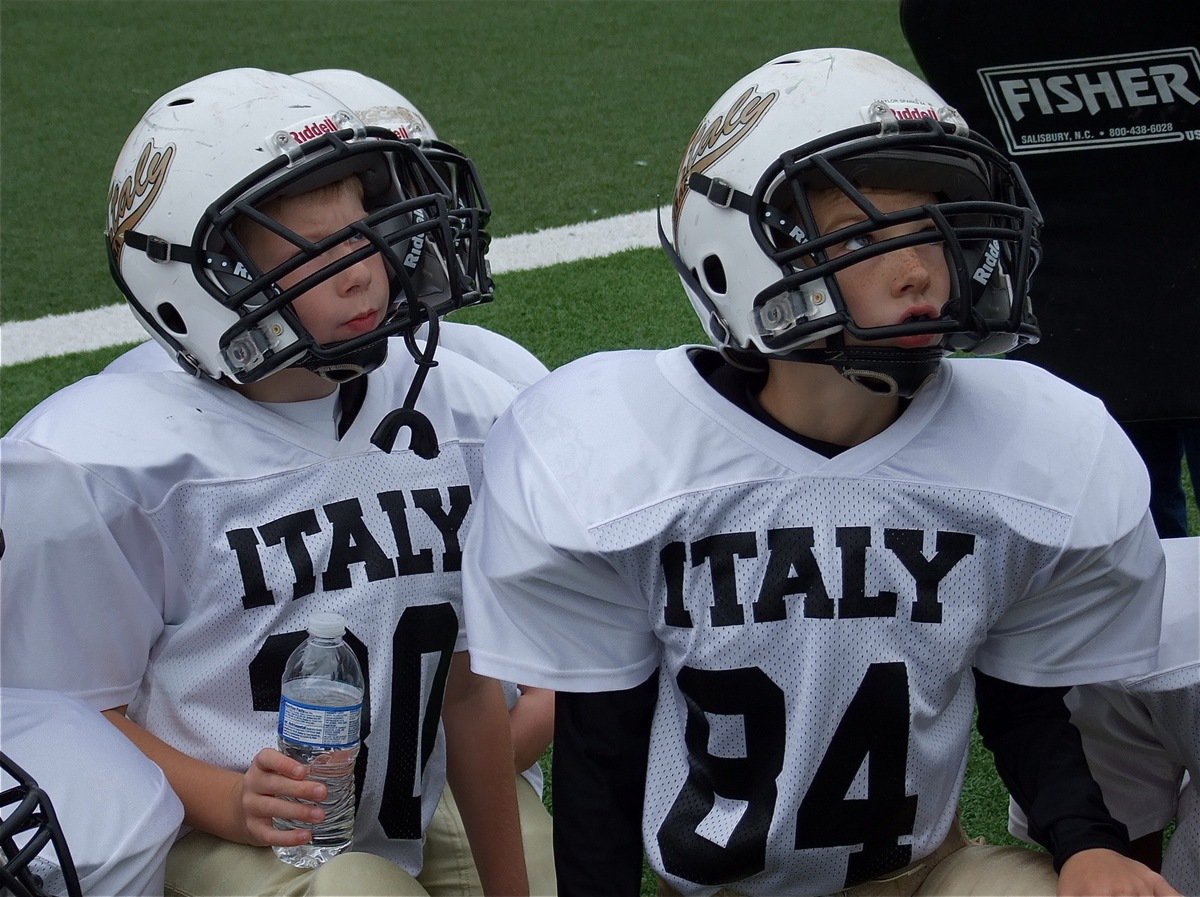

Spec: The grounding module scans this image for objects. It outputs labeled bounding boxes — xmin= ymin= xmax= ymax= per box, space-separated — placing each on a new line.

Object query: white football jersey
xmin=0 ymin=348 xmax=517 ymax=875
xmin=462 ymin=346 xmax=1165 ymax=896
xmin=104 ymin=321 xmax=549 ymax=391
xmin=1009 ymin=536 xmax=1199 ymax=895
xmin=0 ymin=687 xmax=184 ymax=896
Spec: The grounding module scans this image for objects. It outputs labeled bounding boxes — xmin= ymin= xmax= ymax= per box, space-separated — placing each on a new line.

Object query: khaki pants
xmin=165 ymin=834 xmax=428 ymax=897
xmin=164 ymin=777 xmax=555 ymax=897
xmin=659 ymin=819 xmax=1057 ymax=897
xmin=420 ymin=777 xmax=557 ymax=896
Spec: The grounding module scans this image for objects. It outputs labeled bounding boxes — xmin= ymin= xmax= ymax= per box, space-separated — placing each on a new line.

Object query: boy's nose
xmin=889 ymin=245 xmax=934 ymax=297
xmin=336 ymin=249 xmax=374 ymax=294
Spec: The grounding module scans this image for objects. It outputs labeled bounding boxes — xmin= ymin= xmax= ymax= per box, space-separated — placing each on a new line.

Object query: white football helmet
xmin=295 ymin=69 xmax=493 ymax=306
xmin=107 ymin=67 xmax=470 ymax=385
xmin=664 ymin=48 xmax=1042 ymax=396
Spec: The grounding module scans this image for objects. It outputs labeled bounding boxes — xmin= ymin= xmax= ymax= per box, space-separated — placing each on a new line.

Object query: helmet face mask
xmin=293 ymin=70 xmax=495 ymax=315
xmin=665 ymin=48 xmax=1043 ymax=394
xmin=749 ymin=122 xmax=1041 ymax=356
xmin=107 ymin=68 xmax=480 ymax=384
xmin=1 ymin=753 xmax=80 ymax=897
xmin=415 ymin=139 xmax=493 ymax=307
xmin=195 ymin=129 xmax=464 ymax=383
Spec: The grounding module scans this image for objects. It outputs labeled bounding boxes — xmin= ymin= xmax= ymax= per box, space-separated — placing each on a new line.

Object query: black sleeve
xmin=552 ymin=670 xmax=658 ymax=897
xmin=972 ymin=667 xmax=1130 ymax=870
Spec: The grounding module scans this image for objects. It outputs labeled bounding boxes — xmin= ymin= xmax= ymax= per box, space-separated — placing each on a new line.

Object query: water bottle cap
xmin=307 ymin=612 xmax=347 ymax=638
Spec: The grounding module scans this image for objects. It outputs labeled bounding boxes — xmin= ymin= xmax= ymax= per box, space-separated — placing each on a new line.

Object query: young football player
xmin=461 ymin=48 xmax=1176 ymax=896
xmin=0 ymin=68 xmax=528 ymax=896
xmin=1009 ymin=536 xmax=1199 ymax=894
xmin=92 ymin=66 xmax=556 ymax=897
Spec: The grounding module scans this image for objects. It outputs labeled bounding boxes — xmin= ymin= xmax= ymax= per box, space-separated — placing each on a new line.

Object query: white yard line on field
xmin=0 ymin=207 xmax=669 ymax=367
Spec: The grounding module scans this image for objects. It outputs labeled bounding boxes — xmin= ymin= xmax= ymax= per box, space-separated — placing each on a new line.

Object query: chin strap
xmin=784 ymin=345 xmax=946 ymax=398
xmin=309 ymin=339 xmax=390 ymax=383
xmin=371 ymin=302 xmax=442 ymax=458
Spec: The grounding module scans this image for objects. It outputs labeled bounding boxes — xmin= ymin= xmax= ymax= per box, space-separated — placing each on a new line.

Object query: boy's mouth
xmin=900 ymin=303 xmax=942 ymax=326
xmin=894 ymin=305 xmax=943 ymax=348
xmin=343 ymin=309 xmax=381 ymax=335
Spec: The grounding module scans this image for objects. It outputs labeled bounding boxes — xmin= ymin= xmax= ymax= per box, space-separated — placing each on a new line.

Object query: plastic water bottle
xmin=273 ymin=612 xmax=364 ymax=868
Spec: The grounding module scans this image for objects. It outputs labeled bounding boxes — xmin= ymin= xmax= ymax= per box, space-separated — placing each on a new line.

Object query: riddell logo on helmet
xmin=404 ymin=207 xmax=428 ymax=270
xmin=972 ymin=239 xmax=1001 ymax=285
xmin=674 ymin=85 xmax=779 ymax=222
xmin=290 ymin=116 xmax=342 ymax=144
xmin=107 ymin=140 xmax=175 ymax=259
xmin=888 ymin=104 xmax=938 ymax=120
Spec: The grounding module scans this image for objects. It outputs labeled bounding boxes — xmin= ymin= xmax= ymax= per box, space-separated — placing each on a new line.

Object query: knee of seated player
xmin=916 ymin=843 xmax=1057 ymax=896
xmin=310 ymin=851 xmax=431 ymax=896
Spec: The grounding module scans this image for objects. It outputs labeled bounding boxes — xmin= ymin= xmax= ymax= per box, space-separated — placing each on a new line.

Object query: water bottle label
xmin=278 ymin=697 xmax=362 ymax=749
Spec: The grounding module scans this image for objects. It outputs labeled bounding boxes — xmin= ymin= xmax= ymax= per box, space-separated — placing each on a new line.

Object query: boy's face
xmin=809 ymin=186 xmax=950 ymax=349
xmin=242 ymin=186 xmax=390 ymax=348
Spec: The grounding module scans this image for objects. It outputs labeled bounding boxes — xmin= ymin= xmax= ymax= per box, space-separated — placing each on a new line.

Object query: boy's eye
xmin=844 ymin=233 xmax=874 ymax=252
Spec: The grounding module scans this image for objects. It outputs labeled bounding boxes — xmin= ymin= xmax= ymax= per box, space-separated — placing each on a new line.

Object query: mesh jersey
xmin=0 ymin=687 xmax=184 ymax=896
xmin=99 ymin=333 xmax=548 ymax=795
xmin=1009 ymin=536 xmax=1199 ymax=895
xmin=462 ymin=346 xmax=1165 ymax=896
xmin=0 ymin=349 xmax=517 ymax=874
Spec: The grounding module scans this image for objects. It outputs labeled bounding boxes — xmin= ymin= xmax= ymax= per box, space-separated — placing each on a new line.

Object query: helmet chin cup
xmin=786 ymin=345 xmax=946 ymax=398
xmin=830 ymin=347 xmax=945 ymax=398
xmin=306 ymin=338 xmax=390 ymax=382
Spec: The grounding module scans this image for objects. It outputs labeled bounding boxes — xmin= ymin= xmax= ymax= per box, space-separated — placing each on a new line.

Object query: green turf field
xmin=0 ymin=1 xmax=1191 ymax=890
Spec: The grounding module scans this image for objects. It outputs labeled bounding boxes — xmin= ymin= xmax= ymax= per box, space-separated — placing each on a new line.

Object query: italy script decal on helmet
xmin=673 ymin=85 xmax=778 ymax=224
xmin=107 ymin=140 xmax=175 ymax=260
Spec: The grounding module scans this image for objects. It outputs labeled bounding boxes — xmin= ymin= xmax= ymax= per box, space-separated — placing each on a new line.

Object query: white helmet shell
xmin=106 ymin=67 xmax=463 ymax=383
xmin=107 ymin=68 xmax=362 ymax=380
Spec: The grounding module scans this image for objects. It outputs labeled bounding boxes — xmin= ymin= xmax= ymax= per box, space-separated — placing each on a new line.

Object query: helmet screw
xmin=812 ymin=291 xmax=827 ymax=305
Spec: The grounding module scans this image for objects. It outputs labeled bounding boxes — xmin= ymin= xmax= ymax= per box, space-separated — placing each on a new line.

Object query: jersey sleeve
xmin=0 ymin=439 xmax=166 ymax=710
xmin=462 ymin=408 xmax=659 ymax=692
xmin=0 ymin=687 xmax=184 ymax=896
xmin=974 ymin=414 xmax=1164 ymax=687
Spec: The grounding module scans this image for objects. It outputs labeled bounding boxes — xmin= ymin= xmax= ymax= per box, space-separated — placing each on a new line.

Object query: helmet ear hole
xmin=702 ymin=254 xmax=727 ymax=294
xmin=157 ymin=302 xmax=188 ymax=335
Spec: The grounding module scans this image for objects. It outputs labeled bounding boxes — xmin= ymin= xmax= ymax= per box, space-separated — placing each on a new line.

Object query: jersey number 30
xmin=658 ymin=662 xmax=917 ymax=888
xmin=249 ymin=603 xmax=457 ymax=840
